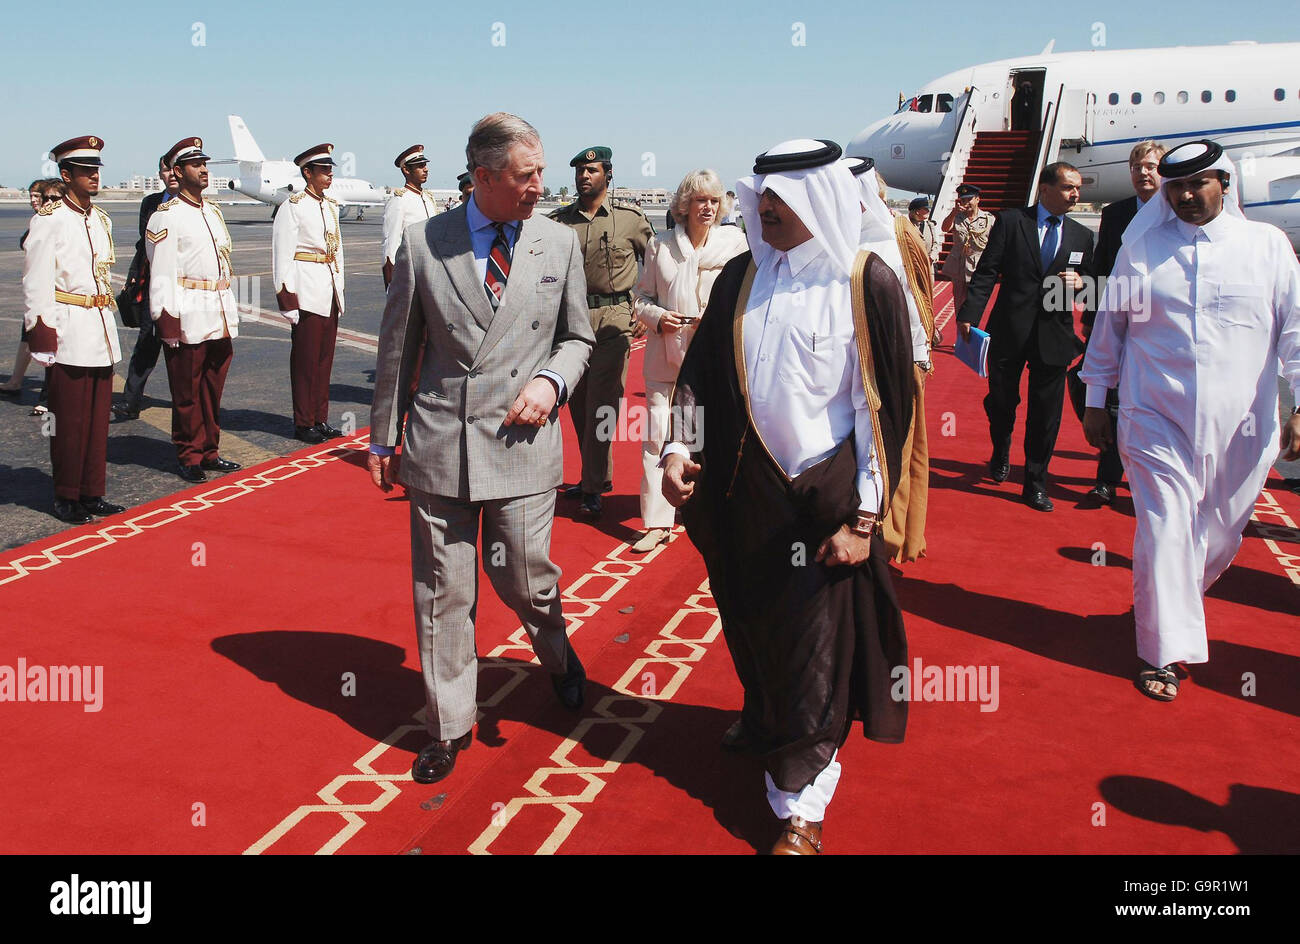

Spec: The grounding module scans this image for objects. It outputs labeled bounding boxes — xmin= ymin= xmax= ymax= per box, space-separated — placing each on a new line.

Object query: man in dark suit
xmin=114 ymin=155 xmax=179 ymax=419
xmin=1081 ymin=141 xmax=1165 ymax=506
xmin=957 ymin=161 xmax=1094 ymax=512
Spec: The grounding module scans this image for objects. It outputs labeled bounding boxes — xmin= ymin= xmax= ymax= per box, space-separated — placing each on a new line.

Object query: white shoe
xmin=630 ymin=528 xmax=670 ymax=553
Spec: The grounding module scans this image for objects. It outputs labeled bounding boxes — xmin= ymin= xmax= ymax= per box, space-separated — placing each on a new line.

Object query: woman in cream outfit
xmin=631 ymin=169 xmax=747 ymax=552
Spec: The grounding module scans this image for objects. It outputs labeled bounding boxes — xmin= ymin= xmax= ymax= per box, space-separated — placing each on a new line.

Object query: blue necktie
xmin=1040 ymin=215 xmax=1061 ymax=270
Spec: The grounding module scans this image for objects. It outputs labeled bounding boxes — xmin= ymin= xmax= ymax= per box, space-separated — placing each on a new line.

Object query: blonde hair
xmin=1129 ymin=140 xmax=1167 ymax=166
xmin=670 ymin=169 xmax=724 ymax=225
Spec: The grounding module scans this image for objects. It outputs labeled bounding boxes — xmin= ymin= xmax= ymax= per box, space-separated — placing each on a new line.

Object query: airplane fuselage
xmin=849 ymin=42 xmax=1300 ymax=246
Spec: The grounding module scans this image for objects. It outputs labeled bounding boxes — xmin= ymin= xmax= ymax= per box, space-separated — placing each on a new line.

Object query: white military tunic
xmin=1081 ymin=210 xmax=1300 ymax=666
xmin=22 ymin=197 xmax=121 ymax=367
xmin=145 ymin=194 xmax=239 ymax=343
xmin=381 ymin=185 xmax=440 ymax=267
xmin=271 ymin=190 xmax=345 ymax=319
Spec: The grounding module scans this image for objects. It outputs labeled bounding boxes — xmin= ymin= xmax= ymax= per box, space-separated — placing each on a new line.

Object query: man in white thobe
xmin=1079 ymin=139 xmax=1300 ymax=701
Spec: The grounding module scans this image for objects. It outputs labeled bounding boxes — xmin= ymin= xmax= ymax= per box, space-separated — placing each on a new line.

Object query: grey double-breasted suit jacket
xmin=370 ymin=204 xmax=595 ymax=501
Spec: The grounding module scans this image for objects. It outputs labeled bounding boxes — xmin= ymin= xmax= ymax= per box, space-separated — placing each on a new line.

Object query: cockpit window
xmin=936 ymin=93 xmax=954 ymax=113
xmin=916 ymin=94 xmax=933 ymax=113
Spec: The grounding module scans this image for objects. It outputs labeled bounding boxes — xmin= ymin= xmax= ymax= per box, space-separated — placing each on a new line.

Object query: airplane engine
xmin=1234 ymin=155 xmax=1300 ymax=249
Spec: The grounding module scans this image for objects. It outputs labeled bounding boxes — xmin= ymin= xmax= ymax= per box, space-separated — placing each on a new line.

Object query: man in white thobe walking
xmin=1080 ymin=140 xmax=1300 ymax=701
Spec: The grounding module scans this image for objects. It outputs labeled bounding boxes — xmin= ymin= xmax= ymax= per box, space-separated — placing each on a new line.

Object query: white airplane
xmin=848 ymin=41 xmax=1300 ymax=248
xmin=225 ymin=115 xmax=387 ymax=219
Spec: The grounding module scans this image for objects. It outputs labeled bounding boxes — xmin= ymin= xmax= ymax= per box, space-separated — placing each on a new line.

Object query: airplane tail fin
xmin=228 ymin=115 xmax=267 ymax=164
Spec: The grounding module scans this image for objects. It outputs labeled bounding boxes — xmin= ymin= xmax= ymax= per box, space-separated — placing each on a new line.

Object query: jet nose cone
xmin=846 ymin=114 xmax=903 ymax=168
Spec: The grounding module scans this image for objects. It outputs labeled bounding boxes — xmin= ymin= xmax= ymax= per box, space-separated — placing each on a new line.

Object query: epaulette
xmin=288 ymin=192 xmax=308 ymax=204
xmin=324 ymin=195 xmax=338 ymax=205
xmin=204 ymin=198 xmax=225 ymax=217
xmin=612 ymin=199 xmax=646 ymax=216
xmin=547 ymin=205 xmax=569 ymax=220
xmin=94 ymin=205 xmax=112 ymax=231
xmin=152 ymin=198 xmax=176 ymax=212
xmin=36 ymin=200 xmax=59 ymax=216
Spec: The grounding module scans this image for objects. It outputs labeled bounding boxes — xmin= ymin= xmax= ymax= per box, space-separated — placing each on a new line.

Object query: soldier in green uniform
xmin=549 ymin=146 xmax=654 ymax=517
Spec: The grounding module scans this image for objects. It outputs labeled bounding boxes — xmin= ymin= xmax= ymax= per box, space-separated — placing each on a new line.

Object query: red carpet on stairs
xmin=2 ymin=324 xmax=1297 ymax=855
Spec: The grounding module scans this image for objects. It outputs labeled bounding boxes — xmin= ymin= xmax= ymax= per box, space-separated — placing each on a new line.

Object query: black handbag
xmin=116 ymin=252 xmax=147 ymax=328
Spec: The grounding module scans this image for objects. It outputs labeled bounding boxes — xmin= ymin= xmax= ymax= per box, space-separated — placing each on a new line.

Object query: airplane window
xmin=917 ymin=94 xmax=933 ymax=113
xmin=1201 ymin=90 xmax=1212 ymax=103
xmin=1177 ymin=91 xmax=1189 ymax=103
xmin=1276 ymin=89 xmax=1286 ymax=101
xmin=937 ymin=93 xmax=954 ymax=113
xmin=1154 ymin=91 xmax=1165 ymax=104
xmin=1131 ymin=92 xmax=1142 ymax=105
xmin=1225 ymin=89 xmax=1236 ymax=102
xmin=1108 ymin=93 xmax=1118 ymax=105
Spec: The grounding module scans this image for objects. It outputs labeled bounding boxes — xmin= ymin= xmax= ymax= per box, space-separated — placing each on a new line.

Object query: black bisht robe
xmin=672 ymin=250 xmax=914 ymax=792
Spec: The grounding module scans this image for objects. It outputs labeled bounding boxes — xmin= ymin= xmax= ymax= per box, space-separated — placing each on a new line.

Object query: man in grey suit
xmin=368 ymin=113 xmax=595 ymax=785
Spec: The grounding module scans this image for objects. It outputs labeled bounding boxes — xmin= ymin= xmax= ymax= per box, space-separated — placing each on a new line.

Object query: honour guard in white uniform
xmin=145 ymin=136 xmax=241 ymax=482
xmin=382 ymin=144 xmax=440 ymax=288
xmin=272 ymin=143 xmax=346 ymax=444
xmin=22 ymin=135 xmax=125 ymax=524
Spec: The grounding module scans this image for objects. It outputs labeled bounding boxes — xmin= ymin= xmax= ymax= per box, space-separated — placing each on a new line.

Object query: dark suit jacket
xmin=1084 ymin=195 xmax=1139 ymax=330
xmin=956 ymin=204 xmax=1096 ymax=367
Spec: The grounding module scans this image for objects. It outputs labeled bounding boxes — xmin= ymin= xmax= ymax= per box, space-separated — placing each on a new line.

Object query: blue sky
xmin=2 ymin=0 xmax=1297 ymax=193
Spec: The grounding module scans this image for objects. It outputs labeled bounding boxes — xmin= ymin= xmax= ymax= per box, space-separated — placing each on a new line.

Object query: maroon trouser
xmin=290 ymin=299 xmax=339 ymax=429
xmin=163 ymin=337 xmax=234 ymax=467
xmin=47 ymin=363 xmax=112 ymax=500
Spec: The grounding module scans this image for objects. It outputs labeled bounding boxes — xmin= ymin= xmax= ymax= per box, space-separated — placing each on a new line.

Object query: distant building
xmin=612 ymin=186 xmax=669 ymax=205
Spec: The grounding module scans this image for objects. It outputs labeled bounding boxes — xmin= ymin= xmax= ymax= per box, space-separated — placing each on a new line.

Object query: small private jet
xmin=224 ymin=115 xmax=387 ymax=219
xmin=848 ymin=41 xmax=1300 ymax=248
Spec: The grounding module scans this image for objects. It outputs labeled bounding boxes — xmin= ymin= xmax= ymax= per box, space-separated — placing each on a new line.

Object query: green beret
xmin=570 ymin=146 xmax=612 ymax=167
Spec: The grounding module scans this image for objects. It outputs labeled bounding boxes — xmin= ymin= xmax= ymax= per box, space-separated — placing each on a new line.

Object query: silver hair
xmin=670 ymin=169 xmax=725 ymax=225
xmin=466 ymin=112 xmax=541 ymax=173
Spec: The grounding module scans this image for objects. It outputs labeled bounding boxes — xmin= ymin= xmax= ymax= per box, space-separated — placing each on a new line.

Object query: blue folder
xmin=954 ymin=326 xmax=990 ymax=378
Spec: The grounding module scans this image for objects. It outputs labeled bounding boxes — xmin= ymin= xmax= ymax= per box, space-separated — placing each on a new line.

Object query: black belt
xmin=587 ymin=291 xmax=630 ymax=308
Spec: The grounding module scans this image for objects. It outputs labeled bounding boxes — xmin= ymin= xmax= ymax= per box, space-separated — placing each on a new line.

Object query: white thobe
xmin=742 ymin=238 xmax=884 ymax=515
xmin=1080 ymin=211 xmax=1300 ymax=666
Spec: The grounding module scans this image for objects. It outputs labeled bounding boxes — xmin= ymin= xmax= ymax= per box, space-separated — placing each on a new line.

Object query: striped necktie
xmin=484 ymin=222 xmax=512 ymax=308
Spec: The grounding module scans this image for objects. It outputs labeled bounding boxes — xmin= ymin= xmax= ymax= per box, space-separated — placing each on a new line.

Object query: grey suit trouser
xmin=408 ymin=485 xmax=571 ymax=739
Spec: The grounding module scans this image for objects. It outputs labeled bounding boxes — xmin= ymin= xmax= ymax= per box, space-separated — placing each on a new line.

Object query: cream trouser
xmin=639 ymin=379 xmax=677 ymax=530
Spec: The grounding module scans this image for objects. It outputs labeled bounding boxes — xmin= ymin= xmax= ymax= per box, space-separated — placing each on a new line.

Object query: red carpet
xmin=3 ymin=308 xmax=1297 ymax=854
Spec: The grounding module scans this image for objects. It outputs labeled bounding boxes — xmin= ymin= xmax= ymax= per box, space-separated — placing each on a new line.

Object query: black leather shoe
xmin=52 ymin=499 xmax=92 ymax=524
xmin=551 ymin=643 xmax=586 ymax=711
xmin=578 ymin=492 xmax=602 ymax=517
xmin=314 ymin=421 xmax=342 ymax=439
xmin=1023 ymin=488 xmax=1054 ymax=512
xmin=200 ymin=457 xmax=242 ymax=473
xmin=411 ymin=731 xmax=473 ymax=785
xmin=721 ymin=718 xmax=757 ymax=753
xmin=294 ymin=425 xmax=326 ymax=444
xmin=1086 ymin=482 xmax=1116 ymax=506
xmin=179 ymin=464 xmax=207 ymax=483
xmin=564 ymin=482 xmax=611 ymax=498
xmin=989 ymin=452 xmax=1011 ymax=483
xmin=111 ymin=402 xmax=140 ymax=420
xmin=79 ymin=497 xmax=124 ymax=516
